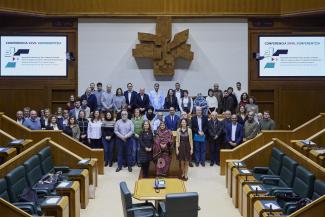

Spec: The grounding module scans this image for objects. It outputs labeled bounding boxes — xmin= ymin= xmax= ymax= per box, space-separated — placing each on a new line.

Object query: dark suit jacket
xmin=164 ymin=115 xmax=180 ymax=131
xmin=46 ymin=124 xmax=63 ymax=130
xmin=124 ymin=91 xmax=138 ymax=108
xmin=207 ymin=119 xmax=224 ymax=143
xmin=173 ymin=89 xmax=184 ymax=98
xmin=80 ymin=94 xmax=97 ymax=112
xmin=164 ymin=96 xmax=179 ymax=110
xmin=191 ymin=116 xmax=209 ymax=135
xmin=135 ymin=93 xmax=150 ymax=110
xmin=221 ymin=96 xmax=235 ymax=114
xmin=225 ymin=123 xmax=243 ymax=145
xmin=40 ymin=118 xmax=49 ymax=129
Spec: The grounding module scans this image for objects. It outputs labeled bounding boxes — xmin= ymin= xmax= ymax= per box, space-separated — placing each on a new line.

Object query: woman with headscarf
xmin=153 ymin=121 xmax=173 ymax=177
xmin=193 ymin=93 xmax=208 ymax=116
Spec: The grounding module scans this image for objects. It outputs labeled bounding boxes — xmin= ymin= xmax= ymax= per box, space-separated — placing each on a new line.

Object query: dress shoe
xmin=116 ymin=167 xmax=122 ymax=172
xmin=201 ymin=162 xmax=205 ymax=167
xmin=195 ymin=162 xmax=199 ymax=167
xmin=105 ymin=161 xmax=109 ymax=167
xmin=128 ymin=166 xmax=132 ymax=172
xmin=210 ymin=161 xmax=214 ymax=166
xmin=109 ymin=162 xmax=113 ymax=167
xmin=189 ymin=162 xmax=194 ymax=167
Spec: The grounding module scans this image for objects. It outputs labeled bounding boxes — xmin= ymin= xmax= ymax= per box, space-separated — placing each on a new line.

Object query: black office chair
xmin=120 ymin=181 xmax=157 ymax=217
xmin=158 ymin=192 xmax=200 ymax=217
xmin=312 ymin=179 xmax=325 ymax=200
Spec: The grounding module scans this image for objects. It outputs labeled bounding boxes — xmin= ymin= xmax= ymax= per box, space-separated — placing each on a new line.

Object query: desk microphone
xmin=154 ymin=177 xmax=160 ymax=193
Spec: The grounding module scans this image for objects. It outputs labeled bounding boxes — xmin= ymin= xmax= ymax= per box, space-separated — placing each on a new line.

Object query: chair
xmin=252 ymin=147 xmax=284 ymax=180
xmin=312 ymin=179 xmax=325 ymax=200
xmin=38 ymin=146 xmax=69 ymax=175
xmin=262 ymin=156 xmax=298 ymax=190
xmin=158 ymin=192 xmax=200 ymax=217
xmin=4 ymin=166 xmax=39 ymax=215
xmin=119 ymin=181 xmax=157 ymax=217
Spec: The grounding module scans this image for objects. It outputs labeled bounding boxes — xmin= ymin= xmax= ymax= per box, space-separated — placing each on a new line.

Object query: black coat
xmin=124 ymin=91 xmax=138 ymax=109
xmin=221 ymin=96 xmax=236 ymax=114
xmin=135 ymin=93 xmax=150 ymax=110
xmin=207 ymin=119 xmax=224 ymax=143
xmin=191 ymin=116 xmax=209 ymax=135
xmin=138 ymin=131 xmax=154 ymax=163
xmin=164 ymin=96 xmax=179 ymax=110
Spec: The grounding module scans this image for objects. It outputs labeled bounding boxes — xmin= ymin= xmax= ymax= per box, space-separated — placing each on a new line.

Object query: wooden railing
xmin=0 ymin=198 xmax=32 ymax=217
xmin=0 ymin=113 xmax=104 ymax=174
xmin=220 ymin=113 xmax=325 ymax=175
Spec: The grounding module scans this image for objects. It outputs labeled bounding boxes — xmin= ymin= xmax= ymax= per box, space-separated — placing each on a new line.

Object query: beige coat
xmin=175 ymin=127 xmax=193 ymax=153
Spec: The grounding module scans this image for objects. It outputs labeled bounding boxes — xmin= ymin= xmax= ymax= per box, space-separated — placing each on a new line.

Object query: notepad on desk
xmin=240 ymin=169 xmax=251 ymax=174
xmin=9 ymin=139 xmax=24 ymax=145
xmin=264 ymin=202 xmax=280 ymax=210
xmin=250 ymin=185 xmax=262 ymax=191
xmin=57 ymin=182 xmax=70 ymax=188
xmin=45 ymin=197 xmax=60 ymax=205
xmin=78 ymin=159 xmax=90 ymax=165
xmin=301 ymin=140 xmax=316 ymax=145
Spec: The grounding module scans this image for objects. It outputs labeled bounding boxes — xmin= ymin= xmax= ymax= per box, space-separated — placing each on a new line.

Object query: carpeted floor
xmin=80 ymin=165 xmax=241 ymax=217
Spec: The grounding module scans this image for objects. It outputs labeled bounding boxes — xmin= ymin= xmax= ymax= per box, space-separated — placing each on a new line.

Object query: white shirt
xmin=175 ymin=90 xmax=181 ymax=101
xmin=50 ymin=123 xmax=59 ymax=130
xmin=231 ymin=124 xmax=237 ymax=141
xmin=197 ymin=116 xmax=202 ymax=131
xmin=87 ymin=120 xmax=102 ymax=139
xmin=206 ymin=96 xmax=218 ymax=108
xmin=17 ymin=119 xmax=23 ymax=125
xmin=128 ymin=91 xmax=132 ymax=103
xmin=153 ymin=119 xmax=162 ymax=132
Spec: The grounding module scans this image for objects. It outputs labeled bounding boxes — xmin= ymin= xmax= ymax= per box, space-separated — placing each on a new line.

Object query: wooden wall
xmin=0 ymin=16 xmax=77 ymax=117
xmin=248 ymin=17 xmax=325 ymax=129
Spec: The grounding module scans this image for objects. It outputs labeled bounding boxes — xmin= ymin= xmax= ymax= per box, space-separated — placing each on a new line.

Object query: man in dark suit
xmin=208 ymin=111 xmax=224 ymax=166
xmin=191 ymin=106 xmax=209 ymax=167
xmin=173 ymin=82 xmax=184 ymax=103
xmin=225 ymin=114 xmax=243 ymax=149
xmin=16 ymin=110 xmax=25 ymax=125
xmin=135 ymin=88 xmax=150 ymax=115
xmin=164 ymin=107 xmax=180 ymax=131
xmin=221 ymin=90 xmax=236 ymax=114
xmin=124 ymin=83 xmax=137 ymax=114
xmin=80 ymin=87 xmax=98 ymax=113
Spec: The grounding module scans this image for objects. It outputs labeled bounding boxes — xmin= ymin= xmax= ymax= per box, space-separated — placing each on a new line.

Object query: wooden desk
xmin=8 ymin=139 xmax=33 ymax=153
xmin=41 ymin=196 xmax=69 ymax=217
xmin=56 ymin=181 xmax=80 ymax=217
xmin=309 ymin=149 xmax=325 ymax=167
xmin=133 ymin=178 xmax=186 ymax=201
xmin=77 ymin=158 xmax=98 ymax=187
xmin=253 ymin=200 xmax=282 ymax=217
xmin=226 ymin=160 xmax=246 ymax=197
xmin=242 ymin=184 xmax=268 ymax=217
xmin=67 ymin=169 xmax=89 ymax=209
xmin=0 ymin=147 xmax=16 ymax=163
xmin=232 ymin=167 xmax=252 ymax=208
xmin=261 ymin=211 xmax=284 ymax=217
xmin=238 ymin=175 xmax=261 ymax=215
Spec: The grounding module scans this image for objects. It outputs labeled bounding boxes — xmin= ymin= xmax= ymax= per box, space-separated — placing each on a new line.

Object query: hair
xmin=227 ymin=87 xmax=233 ymax=91
xmin=142 ymin=120 xmax=152 ymax=133
xmin=68 ymin=116 xmax=77 ymax=126
xmin=97 ymin=82 xmax=102 ymax=86
xmin=104 ymin=111 xmax=113 ymax=121
xmin=208 ymin=89 xmax=214 ymax=96
xmin=236 ymin=82 xmax=241 ymax=85
xmin=264 ymin=110 xmax=270 ymax=114
xmin=91 ymin=110 xmax=100 ymax=122
xmin=49 ymin=115 xmax=57 ymax=123
xmin=127 ymin=82 xmax=133 ymax=86
xmin=23 ymin=107 xmax=31 ymax=111
xmin=116 ymin=88 xmax=123 ymax=96
xmin=183 ymin=90 xmax=189 ymax=95
xmin=240 ymin=92 xmax=249 ymax=101
xmin=78 ymin=110 xmax=86 ymax=119
xmin=175 ymin=82 xmax=180 ymax=85
xmin=74 ymin=97 xmax=81 ymax=103
xmin=166 ymin=89 xmax=175 ymax=97
xmin=179 ymin=118 xmax=189 ymax=128
xmin=249 ymin=96 xmax=256 ymax=104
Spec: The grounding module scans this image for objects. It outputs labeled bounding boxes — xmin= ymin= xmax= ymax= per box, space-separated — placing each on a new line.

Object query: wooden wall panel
xmin=281 ymin=0 xmax=325 ymax=16
xmin=248 ymin=18 xmax=325 ymax=129
xmin=0 ymin=16 xmax=77 ymax=117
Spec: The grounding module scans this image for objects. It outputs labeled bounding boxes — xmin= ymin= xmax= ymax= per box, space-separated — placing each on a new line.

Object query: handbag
xmin=194 ymin=133 xmax=206 ymax=142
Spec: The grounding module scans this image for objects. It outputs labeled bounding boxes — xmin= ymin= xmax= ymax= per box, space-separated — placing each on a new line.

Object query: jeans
xmin=116 ymin=138 xmax=132 ymax=168
xmin=131 ymin=136 xmax=139 ymax=165
xmin=209 ymin=140 xmax=220 ymax=164
xmin=102 ymin=137 xmax=114 ymax=163
xmin=194 ymin=141 xmax=206 ymax=164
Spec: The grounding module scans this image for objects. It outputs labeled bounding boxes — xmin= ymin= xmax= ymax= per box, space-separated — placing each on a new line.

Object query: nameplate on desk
xmin=44 ymin=197 xmax=60 ymax=205
xmin=264 ymin=202 xmax=280 ymax=210
xmin=57 ymin=181 xmax=71 ymax=188
xmin=240 ymin=169 xmax=251 ymax=174
xmin=9 ymin=139 xmax=25 ymax=145
xmin=300 ymin=140 xmax=316 ymax=146
xmin=249 ymin=185 xmax=263 ymax=191
xmin=234 ymin=162 xmax=245 ymax=167
xmin=0 ymin=147 xmax=9 ymax=152
xmin=78 ymin=159 xmax=90 ymax=165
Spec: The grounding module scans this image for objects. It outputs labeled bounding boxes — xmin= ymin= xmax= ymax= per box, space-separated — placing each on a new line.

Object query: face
xmin=143 ymin=121 xmax=150 ymax=130
xmin=75 ymin=101 xmax=81 ymax=108
xmin=169 ymin=107 xmax=175 ymax=115
xmin=183 ymin=91 xmax=188 ymax=97
xmin=23 ymin=109 xmax=30 ymax=117
xmin=127 ymin=83 xmax=133 ymax=92
xmin=57 ymin=107 xmax=62 ymax=115
xmin=258 ymin=113 xmax=263 ymax=120
xmin=140 ymin=88 xmax=145 ymax=95
xmin=134 ymin=110 xmax=140 ymax=117
xmin=117 ymin=89 xmax=122 ymax=96
xmin=236 ymin=83 xmax=241 ymax=89
xmin=214 ymin=84 xmax=219 ymax=90
xmin=208 ymin=91 xmax=213 ymax=97
xmin=97 ymin=84 xmax=102 ymax=91
xmin=224 ymin=91 xmax=228 ymax=97
xmin=86 ymin=88 xmax=91 ymax=95
xmin=181 ymin=113 xmax=188 ymax=119
xmin=158 ymin=113 xmax=163 ymax=120
xmin=175 ymin=83 xmax=180 ymax=90
xmin=94 ymin=111 xmax=100 ymax=118
xmin=106 ymin=85 xmax=112 ymax=92
xmin=63 ymin=110 xmax=69 ymax=118
xmin=51 ymin=116 xmax=57 ymax=123
xmin=160 ymin=122 xmax=166 ymax=130
xmin=121 ymin=112 xmax=128 ymax=120
xmin=225 ymin=111 xmax=231 ymax=119
xmin=242 ymin=93 xmax=248 ymax=100
xmin=79 ymin=111 xmax=85 ymax=118
xmin=44 ymin=109 xmax=50 ymax=117
xmin=147 ymin=109 xmax=153 ymax=114
xmin=17 ymin=111 xmax=23 ymax=119
xmin=106 ymin=112 xmax=112 ymax=119
xmin=30 ymin=111 xmax=37 ymax=120
xmin=70 ymin=95 xmax=75 ymax=102
xmin=82 ymin=100 xmax=87 ymax=106
xmin=196 ymin=107 xmax=202 ymax=116
xmin=90 ymin=83 xmax=95 ymax=90
xmin=154 ymin=84 xmax=159 ymax=91
xmin=181 ymin=119 xmax=187 ymax=128
xmin=264 ymin=112 xmax=270 ymax=119
xmin=231 ymin=115 xmax=237 ymax=124
xmin=249 ymin=98 xmax=254 ymax=104
xmin=228 ymin=88 xmax=233 ymax=94
xmin=239 ymin=106 xmax=245 ymax=113
xmin=70 ymin=117 xmax=76 ymax=125
xmin=168 ymin=89 xmax=173 ymax=96
xmin=248 ymin=112 xmax=254 ymax=121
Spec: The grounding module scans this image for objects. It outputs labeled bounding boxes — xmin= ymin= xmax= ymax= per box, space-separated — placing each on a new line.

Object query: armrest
xmin=13 ymin=202 xmax=37 ymax=214
xmin=158 ymin=201 xmax=166 ymax=213
xmin=262 ymin=177 xmax=280 ymax=185
xmin=260 ymin=175 xmax=280 ymax=180
xmin=127 ymin=205 xmax=156 ymax=213
xmin=33 ymin=188 xmax=51 ymax=197
xmin=269 ymin=188 xmax=294 ymax=196
xmin=253 ymin=167 xmax=270 ymax=174
xmin=54 ymin=166 xmax=70 ymax=173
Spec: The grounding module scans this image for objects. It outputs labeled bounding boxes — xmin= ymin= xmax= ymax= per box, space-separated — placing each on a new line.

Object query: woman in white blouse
xmin=87 ymin=110 xmax=102 ymax=148
xmin=206 ymin=89 xmax=219 ymax=114
xmin=179 ymin=90 xmax=193 ymax=114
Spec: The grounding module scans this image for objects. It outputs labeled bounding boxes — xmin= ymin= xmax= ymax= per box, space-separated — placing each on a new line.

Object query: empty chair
xmin=158 ymin=192 xmax=200 ymax=217
xmin=120 ymin=181 xmax=157 ymax=217
xmin=252 ymin=147 xmax=284 ymax=180
xmin=0 ymin=178 xmax=10 ymax=202
xmin=262 ymin=156 xmax=298 ymax=190
xmin=38 ymin=146 xmax=69 ymax=175
xmin=312 ymin=179 xmax=325 ymax=200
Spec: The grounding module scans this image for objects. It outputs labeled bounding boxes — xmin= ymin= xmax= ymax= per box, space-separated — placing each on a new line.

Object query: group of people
xmin=16 ymin=81 xmax=275 ymax=180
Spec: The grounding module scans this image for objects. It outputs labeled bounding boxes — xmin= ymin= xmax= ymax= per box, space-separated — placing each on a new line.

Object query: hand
xmin=135 ymin=134 xmax=139 ymax=138
xmin=160 ymin=143 xmax=167 ymax=149
xmin=230 ymin=142 xmax=236 ymax=147
xmin=106 ymin=136 xmax=111 ymax=140
xmin=81 ymin=134 xmax=86 ymax=139
xmin=88 ymin=139 xmax=91 ymax=144
xmin=176 ymin=149 xmax=179 ymax=155
xmin=190 ymin=149 xmax=193 ymax=155
xmin=214 ymin=135 xmax=218 ymax=140
xmin=243 ymin=138 xmax=247 ymax=142
xmin=199 ymin=131 xmax=204 ymax=136
xmin=128 ymin=105 xmax=131 ymax=109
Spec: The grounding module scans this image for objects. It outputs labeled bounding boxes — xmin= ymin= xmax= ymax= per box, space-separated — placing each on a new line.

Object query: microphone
xmin=255 ymin=187 xmax=258 ymax=196
xmin=154 ymin=177 xmax=160 ymax=193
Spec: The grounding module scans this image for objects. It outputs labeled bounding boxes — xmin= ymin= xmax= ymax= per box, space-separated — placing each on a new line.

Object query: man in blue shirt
xmin=23 ymin=110 xmax=41 ymax=130
xmin=149 ymin=83 xmax=164 ymax=110
xmin=165 ymin=107 xmax=180 ymax=131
